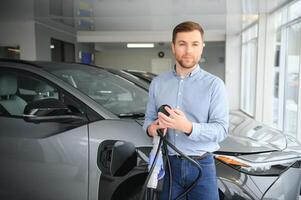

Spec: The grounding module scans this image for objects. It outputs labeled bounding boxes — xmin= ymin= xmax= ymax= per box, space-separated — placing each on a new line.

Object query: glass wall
xmin=240 ymin=0 xmax=301 ymax=141
xmin=284 ymin=22 xmax=300 ymax=137
xmin=271 ymin=0 xmax=301 ymax=139
xmin=241 ymin=24 xmax=258 ymax=116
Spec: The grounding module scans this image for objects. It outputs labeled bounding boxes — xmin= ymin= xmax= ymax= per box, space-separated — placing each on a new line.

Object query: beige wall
xmin=94 ymin=42 xmax=226 ymax=80
xmin=94 ymin=46 xmax=174 ymax=72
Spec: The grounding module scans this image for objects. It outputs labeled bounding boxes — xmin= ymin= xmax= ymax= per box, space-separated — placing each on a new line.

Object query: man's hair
xmin=172 ymin=21 xmax=204 ymax=44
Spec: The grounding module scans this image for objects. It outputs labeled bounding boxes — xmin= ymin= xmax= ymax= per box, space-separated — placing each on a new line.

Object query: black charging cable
xmin=162 ymin=137 xmax=172 ymax=200
xmin=157 ymin=104 xmax=203 ymax=200
xmin=157 ymin=130 xmax=202 ymax=200
xmin=139 ymin=105 xmax=203 ymax=200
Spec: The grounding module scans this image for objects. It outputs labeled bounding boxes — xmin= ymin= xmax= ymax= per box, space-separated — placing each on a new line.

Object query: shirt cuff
xmin=188 ymin=122 xmax=201 ymax=141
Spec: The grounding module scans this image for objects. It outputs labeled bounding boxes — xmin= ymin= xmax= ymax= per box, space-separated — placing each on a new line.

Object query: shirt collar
xmin=172 ymin=64 xmax=201 ymax=78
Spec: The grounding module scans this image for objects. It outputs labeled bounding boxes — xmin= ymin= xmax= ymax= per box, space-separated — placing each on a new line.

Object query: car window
xmin=0 ymin=68 xmax=94 ymax=138
xmin=0 ymin=71 xmax=58 ymax=117
xmin=0 ymin=69 xmax=88 ymax=118
xmin=48 ymin=66 xmax=149 ymax=116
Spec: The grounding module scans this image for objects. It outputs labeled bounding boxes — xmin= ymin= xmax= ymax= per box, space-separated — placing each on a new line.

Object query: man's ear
xmin=171 ymin=43 xmax=175 ymax=54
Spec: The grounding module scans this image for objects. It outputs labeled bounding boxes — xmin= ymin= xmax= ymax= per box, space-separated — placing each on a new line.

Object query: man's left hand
xmin=158 ymin=106 xmax=192 ymax=134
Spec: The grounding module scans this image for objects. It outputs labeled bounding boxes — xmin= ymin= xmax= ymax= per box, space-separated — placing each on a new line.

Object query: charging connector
xmin=140 ymin=104 xmax=203 ymax=200
xmin=147 ymin=135 xmax=165 ymax=189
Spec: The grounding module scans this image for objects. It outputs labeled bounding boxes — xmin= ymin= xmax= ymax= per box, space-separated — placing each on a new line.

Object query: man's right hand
xmin=147 ymin=119 xmax=167 ymax=137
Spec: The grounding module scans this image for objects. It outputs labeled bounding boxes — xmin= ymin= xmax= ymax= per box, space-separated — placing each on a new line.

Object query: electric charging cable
xmin=157 ymin=130 xmax=202 ymax=200
xmin=139 ymin=105 xmax=203 ymax=200
xmin=139 ymin=135 xmax=163 ymax=200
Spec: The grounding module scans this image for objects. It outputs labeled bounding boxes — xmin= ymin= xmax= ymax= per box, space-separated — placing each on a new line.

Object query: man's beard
xmin=177 ymin=58 xmax=198 ymax=69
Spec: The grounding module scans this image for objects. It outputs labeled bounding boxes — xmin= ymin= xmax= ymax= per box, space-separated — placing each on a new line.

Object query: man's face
xmin=172 ymin=30 xmax=204 ymax=69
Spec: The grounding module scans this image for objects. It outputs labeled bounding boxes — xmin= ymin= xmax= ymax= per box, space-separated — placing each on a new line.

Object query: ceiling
xmin=76 ymin=0 xmax=290 ymax=43
xmin=91 ymin=0 xmax=227 ymax=31
xmin=74 ymin=0 xmax=290 ymax=46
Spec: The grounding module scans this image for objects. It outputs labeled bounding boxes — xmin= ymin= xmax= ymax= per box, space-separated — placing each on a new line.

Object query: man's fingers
xmin=173 ymin=108 xmax=184 ymax=116
xmin=158 ymin=117 xmax=174 ymax=129
xmin=165 ymin=106 xmax=178 ymax=118
xmin=158 ymin=117 xmax=174 ymax=127
xmin=158 ymin=112 xmax=173 ymax=122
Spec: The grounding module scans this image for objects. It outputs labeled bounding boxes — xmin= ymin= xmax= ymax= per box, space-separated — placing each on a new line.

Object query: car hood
xmin=135 ymin=119 xmax=283 ymax=155
xmin=215 ymin=135 xmax=282 ymax=155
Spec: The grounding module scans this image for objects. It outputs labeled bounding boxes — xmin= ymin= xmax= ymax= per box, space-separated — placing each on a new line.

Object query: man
xmin=143 ymin=21 xmax=229 ymax=200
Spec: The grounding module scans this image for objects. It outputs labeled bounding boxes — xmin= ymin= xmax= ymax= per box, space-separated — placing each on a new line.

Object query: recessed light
xmin=127 ymin=43 xmax=154 ymax=48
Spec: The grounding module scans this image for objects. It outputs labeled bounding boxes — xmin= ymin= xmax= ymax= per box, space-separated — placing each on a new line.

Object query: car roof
xmin=0 ymin=59 xmax=105 ymax=71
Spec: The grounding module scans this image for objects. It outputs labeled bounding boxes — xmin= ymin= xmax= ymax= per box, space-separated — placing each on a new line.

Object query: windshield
xmin=45 ymin=64 xmax=148 ymax=116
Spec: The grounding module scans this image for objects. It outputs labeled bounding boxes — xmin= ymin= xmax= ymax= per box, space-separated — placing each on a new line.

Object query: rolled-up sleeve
xmin=188 ymin=78 xmax=229 ymax=143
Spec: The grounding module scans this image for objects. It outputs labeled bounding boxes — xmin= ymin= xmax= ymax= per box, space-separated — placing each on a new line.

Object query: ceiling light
xmin=50 ymin=45 xmax=55 ymax=49
xmin=127 ymin=43 xmax=154 ymax=48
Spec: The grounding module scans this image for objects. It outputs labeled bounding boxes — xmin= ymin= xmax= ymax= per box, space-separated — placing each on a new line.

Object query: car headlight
xmin=216 ymin=155 xmax=250 ymax=167
xmin=215 ymin=155 xmax=296 ymax=176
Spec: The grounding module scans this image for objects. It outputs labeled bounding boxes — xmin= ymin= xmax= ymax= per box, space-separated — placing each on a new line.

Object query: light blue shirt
xmin=143 ymin=65 xmax=229 ymax=156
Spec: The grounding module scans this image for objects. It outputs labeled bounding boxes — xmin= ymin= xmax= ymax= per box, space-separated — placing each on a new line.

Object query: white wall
xmin=0 ymin=0 xmax=34 ymax=21
xmin=34 ymin=0 xmax=77 ymax=61
xmin=0 ymin=0 xmax=37 ymax=60
xmin=0 ymin=21 xmax=37 ymax=60
xmin=35 ymin=23 xmax=77 ymax=61
xmin=0 ymin=0 xmax=93 ymax=61
xmin=225 ymin=34 xmax=241 ymax=110
xmin=225 ymin=0 xmax=242 ymax=110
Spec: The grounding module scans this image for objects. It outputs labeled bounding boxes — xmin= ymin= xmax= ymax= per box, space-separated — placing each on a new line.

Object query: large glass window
xmin=271 ymin=0 xmax=301 ymax=140
xmin=272 ymin=31 xmax=283 ymax=129
xmin=284 ymin=22 xmax=300 ymax=137
xmin=241 ymin=24 xmax=258 ymax=116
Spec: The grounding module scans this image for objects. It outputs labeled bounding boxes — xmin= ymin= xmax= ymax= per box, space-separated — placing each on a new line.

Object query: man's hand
xmin=147 ymin=119 xmax=168 ymax=137
xmin=158 ymin=106 xmax=192 ymax=134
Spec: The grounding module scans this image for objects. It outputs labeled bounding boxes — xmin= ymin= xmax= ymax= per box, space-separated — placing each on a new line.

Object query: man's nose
xmin=186 ymin=45 xmax=193 ymax=53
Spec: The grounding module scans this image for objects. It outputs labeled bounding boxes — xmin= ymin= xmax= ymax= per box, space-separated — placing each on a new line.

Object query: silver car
xmin=0 ymin=60 xmax=151 ymax=200
xmin=1 ymin=60 xmax=301 ymax=200
xmin=108 ymin=68 xmax=301 ymax=200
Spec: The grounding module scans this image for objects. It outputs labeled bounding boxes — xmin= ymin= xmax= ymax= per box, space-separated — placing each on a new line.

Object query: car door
xmin=0 ymin=68 xmax=91 ymax=200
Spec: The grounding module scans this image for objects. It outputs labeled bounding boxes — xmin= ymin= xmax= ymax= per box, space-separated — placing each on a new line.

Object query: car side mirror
xmin=23 ymin=98 xmax=85 ymax=123
xmin=97 ymin=140 xmax=137 ymax=177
